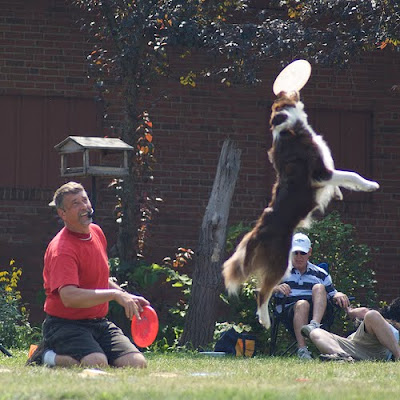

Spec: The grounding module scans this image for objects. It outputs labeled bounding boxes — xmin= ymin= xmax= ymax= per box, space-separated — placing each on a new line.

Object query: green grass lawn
xmin=0 ymin=350 xmax=399 ymax=399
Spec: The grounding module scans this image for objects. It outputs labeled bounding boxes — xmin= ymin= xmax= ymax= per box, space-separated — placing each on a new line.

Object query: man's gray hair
xmin=49 ymin=181 xmax=85 ymax=209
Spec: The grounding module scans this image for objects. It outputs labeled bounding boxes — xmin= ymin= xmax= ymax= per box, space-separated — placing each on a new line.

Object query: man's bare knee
xmin=80 ymin=352 xmax=109 ymax=367
xmin=312 ymin=283 xmax=325 ymax=295
xmin=294 ymin=300 xmax=310 ymax=313
xmin=364 ymin=309 xmax=381 ymax=322
xmin=113 ymin=352 xmax=147 ymax=368
xmin=364 ymin=309 xmax=384 ymax=332
xmin=309 ymin=328 xmax=324 ymax=341
xmin=54 ymin=354 xmax=80 ymax=367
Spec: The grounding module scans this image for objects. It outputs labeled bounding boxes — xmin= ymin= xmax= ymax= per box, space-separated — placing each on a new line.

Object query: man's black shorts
xmin=280 ymin=300 xmax=332 ymax=332
xmin=43 ymin=315 xmax=141 ymax=363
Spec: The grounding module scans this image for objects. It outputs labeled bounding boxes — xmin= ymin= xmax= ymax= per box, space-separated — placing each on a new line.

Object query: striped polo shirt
xmin=275 ymin=261 xmax=338 ymax=313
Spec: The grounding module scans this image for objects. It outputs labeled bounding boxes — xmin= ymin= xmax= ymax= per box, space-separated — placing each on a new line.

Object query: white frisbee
xmin=273 ymin=59 xmax=312 ymax=96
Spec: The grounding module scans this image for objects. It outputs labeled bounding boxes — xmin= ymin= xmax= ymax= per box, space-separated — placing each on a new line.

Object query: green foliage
xmin=108 ymin=249 xmax=194 ymax=351
xmin=225 ymin=221 xmax=252 ymax=254
xmin=153 ymin=251 xmax=193 ymax=352
xmin=219 ymin=277 xmax=271 ymax=350
xmin=0 ymin=260 xmax=38 ymax=348
xmin=109 ymin=258 xmax=166 ymax=292
xmin=302 ymin=211 xmax=377 ymax=307
xmin=75 ymin=0 xmax=400 ymax=99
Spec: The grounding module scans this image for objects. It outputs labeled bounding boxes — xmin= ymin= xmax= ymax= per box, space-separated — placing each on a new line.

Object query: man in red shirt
xmin=27 ymin=181 xmax=149 ymax=368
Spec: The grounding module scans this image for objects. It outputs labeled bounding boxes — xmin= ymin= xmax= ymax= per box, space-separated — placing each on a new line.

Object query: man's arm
xmin=321 ymin=270 xmax=349 ymax=308
xmin=345 ymin=306 xmax=370 ymax=320
xmin=59 ymin=285 xmax=149 ymax=320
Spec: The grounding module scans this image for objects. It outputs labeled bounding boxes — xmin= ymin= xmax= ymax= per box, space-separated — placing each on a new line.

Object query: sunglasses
xmin=293 ymin=251 xmax=307 ymax=256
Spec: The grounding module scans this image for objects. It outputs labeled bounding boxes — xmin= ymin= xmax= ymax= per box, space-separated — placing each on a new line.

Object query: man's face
xmin=291 ymin=249 xmax=311 ymax=271
xmin=57 ymin=190 xmax=93 ymax=233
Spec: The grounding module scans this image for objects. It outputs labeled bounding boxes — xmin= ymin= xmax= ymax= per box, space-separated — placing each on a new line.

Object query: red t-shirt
xmin=43 ymin=224 xmax=110 ymax=320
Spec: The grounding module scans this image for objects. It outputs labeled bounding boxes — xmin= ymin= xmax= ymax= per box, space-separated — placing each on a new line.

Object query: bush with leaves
xmin=108 ymin=248 xmax=194 ymax=351
xmin=303 ymin=211 xmax=377 ymax=307
xmin=0 ymin=260 xmax=37 ymax=349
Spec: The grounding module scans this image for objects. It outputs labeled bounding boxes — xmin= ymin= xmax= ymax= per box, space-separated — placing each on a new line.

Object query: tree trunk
xmin=180 ymin=139 xmax=241 ymax=349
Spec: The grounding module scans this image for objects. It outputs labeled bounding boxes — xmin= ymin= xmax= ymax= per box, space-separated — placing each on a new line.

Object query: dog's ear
xmin=288 ymin=91 xmax=300 ymax=102
xmin=275 ymin=91 xmax=300 ymax=102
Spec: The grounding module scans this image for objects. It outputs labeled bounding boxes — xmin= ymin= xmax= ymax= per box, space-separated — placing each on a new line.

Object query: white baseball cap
xmin=291 ymin=233 xmax=311 ymax=253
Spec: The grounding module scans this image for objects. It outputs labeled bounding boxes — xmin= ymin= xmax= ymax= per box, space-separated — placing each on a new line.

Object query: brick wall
xmin=0 ymin=0 xmax=94 ymax=97
xmin=0 ymin=1 xmax=400 ymax=323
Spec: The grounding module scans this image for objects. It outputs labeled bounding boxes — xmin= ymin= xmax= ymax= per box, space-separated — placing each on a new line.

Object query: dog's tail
xmin=222 ymin=232 xmax=251 ymax=295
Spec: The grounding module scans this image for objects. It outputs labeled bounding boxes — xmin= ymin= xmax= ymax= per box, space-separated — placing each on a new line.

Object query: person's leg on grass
xmin=80 ymin=352 xmax=109 ymax=367
xmin=99 ymin=320 xmax=147 ymax=368
xmin=309 ymin=328 xmax=345 ymax=355
xmin=364 ymin=310 xmax=400 ymax=360
xmin=41 ymin=317 xmax=111 ymax=368
xmin=112 ymin=352 xmax=147 ymax=368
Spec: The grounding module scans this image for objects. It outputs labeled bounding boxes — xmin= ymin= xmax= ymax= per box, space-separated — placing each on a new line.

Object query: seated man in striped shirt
xmin=273 ymin=233 xmax=350 ymax=360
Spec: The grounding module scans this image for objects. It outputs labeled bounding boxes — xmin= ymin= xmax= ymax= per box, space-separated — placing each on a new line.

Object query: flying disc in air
xmin=131 ymin=305 xmax=159 ymax=347
xmin=273 ymin=59 xmax=312 ymax=96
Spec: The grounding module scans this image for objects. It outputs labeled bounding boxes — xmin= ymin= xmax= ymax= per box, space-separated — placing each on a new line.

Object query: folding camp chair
xmin=269 ymin=294 xmax=341 ymax=356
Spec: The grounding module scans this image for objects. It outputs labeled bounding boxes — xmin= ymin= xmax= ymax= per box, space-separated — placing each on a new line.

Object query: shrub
xmin=0 ymin=260 xmax=37 ymax=348
xmin=108 ymin=249 xmax=193 ymax=350
xmin=303 ymin=211 xmax=377 ymax=305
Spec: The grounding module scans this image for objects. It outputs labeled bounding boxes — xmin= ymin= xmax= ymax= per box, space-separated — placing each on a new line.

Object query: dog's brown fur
xmin=223 ymin=92 xmax=379 ymax=328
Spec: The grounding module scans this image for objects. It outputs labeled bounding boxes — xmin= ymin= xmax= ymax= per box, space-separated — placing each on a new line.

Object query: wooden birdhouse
xmin=54 ymin=136 xmax=133 ymax=177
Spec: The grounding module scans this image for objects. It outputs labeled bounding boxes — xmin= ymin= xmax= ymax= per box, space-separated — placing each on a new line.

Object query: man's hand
xmin=345 ymin=306 xmax=369 ymax=320
xmin=333 ymin=292 xmax=350 ymax=308
xmin=114 ymin=292 xmax=150 ymax=320
xmin=274 ymin=283 xmax=291 ymax=296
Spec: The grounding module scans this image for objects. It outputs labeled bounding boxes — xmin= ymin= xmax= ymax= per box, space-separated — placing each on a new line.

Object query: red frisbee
xmin=131 ymin=305 xmax=159 ymax=348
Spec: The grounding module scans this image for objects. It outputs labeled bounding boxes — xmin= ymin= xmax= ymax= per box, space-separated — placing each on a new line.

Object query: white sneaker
xmin=297 ymin=347 xmax=313 ymax=360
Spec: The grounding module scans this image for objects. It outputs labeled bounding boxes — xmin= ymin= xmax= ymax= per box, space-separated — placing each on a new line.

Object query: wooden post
xmin=179 ymin=139 xmax=241 ymax=349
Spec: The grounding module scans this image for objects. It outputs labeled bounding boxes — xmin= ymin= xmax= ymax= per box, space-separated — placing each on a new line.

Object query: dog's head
xmin=269 ymin=91 xmax=307 ymax=140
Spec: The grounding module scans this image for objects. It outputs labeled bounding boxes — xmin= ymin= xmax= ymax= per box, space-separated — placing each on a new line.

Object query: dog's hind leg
xmin=257 ymin=295 xmax=272 ymax=329
xmin=256 ymin=281 xmax=278 ymax=329
xmin=329 ymin=170 xmax=379 ymax=192
xmin=256 ymin=253 xmax=291 ymax=329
